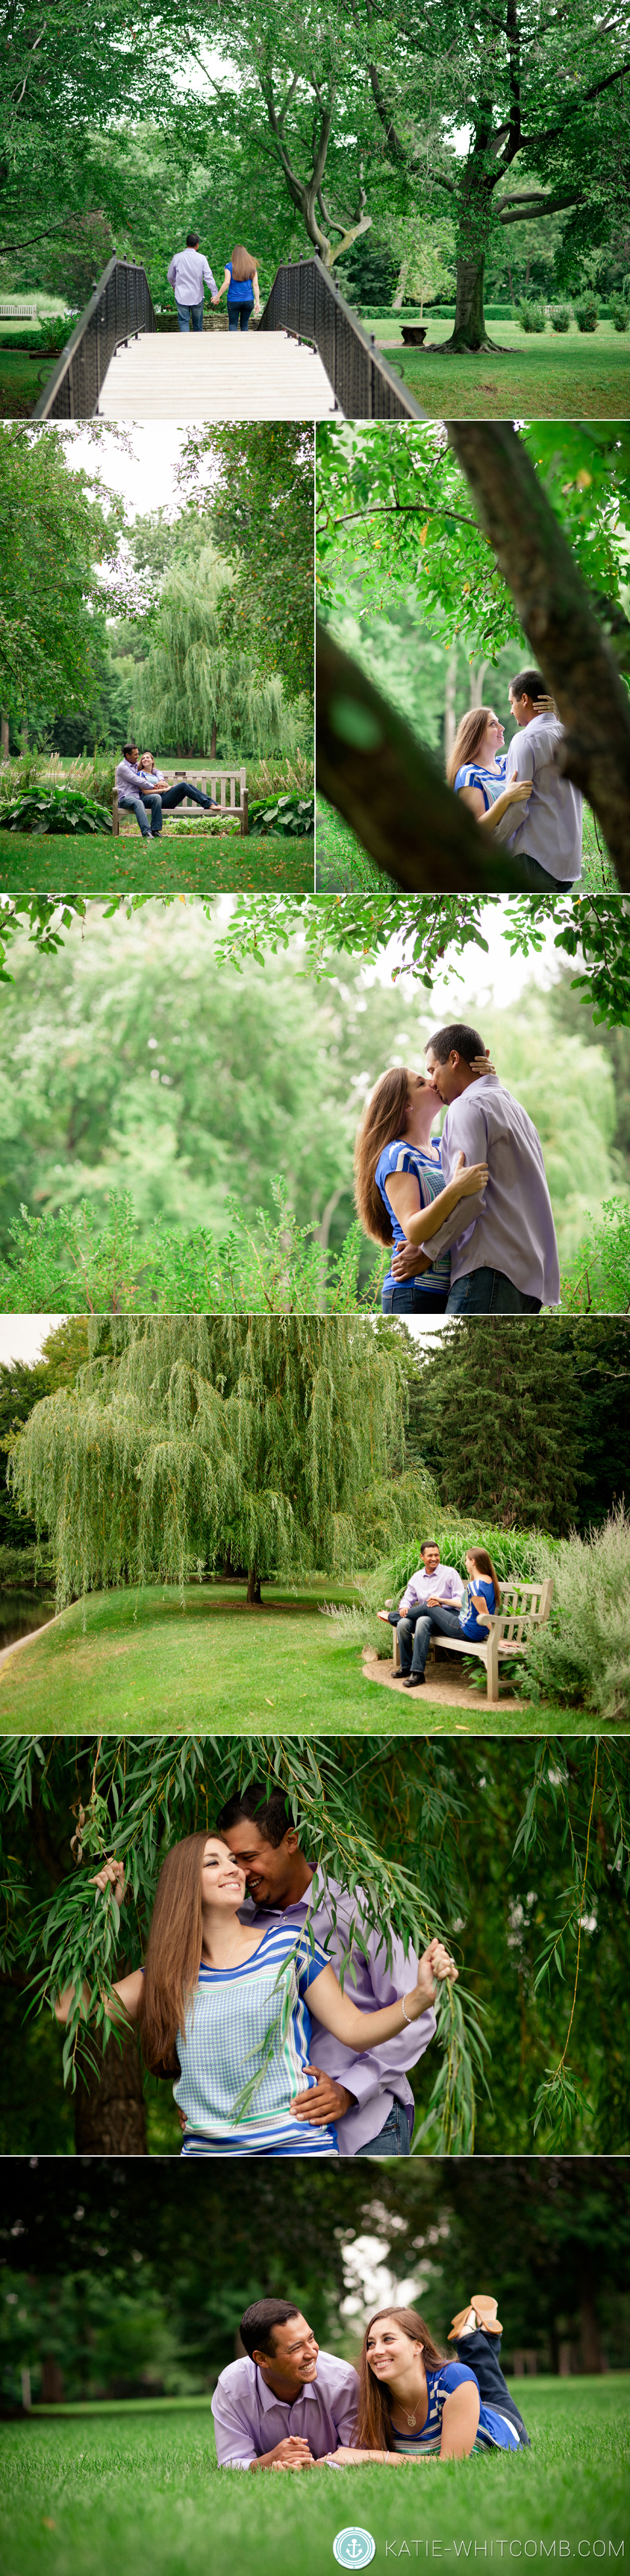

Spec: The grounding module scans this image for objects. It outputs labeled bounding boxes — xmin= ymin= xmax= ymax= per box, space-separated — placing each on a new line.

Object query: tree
xmin=9 ymin=1317 xmax=410 ymax=1603
xmin=316 ymin=419 xmax=630 ymax=880
xmin=178 ymin=425 xmax=314 ymax=702
xmin=0 ymin=1324 xmax=90 ymax=1551
xmin=406 ymin=1319 xmax=630 ymax=1534
xmin=0 ymin=425 xmax=125 ymax=739
xmin=1 ymin=1735 xmax=629 ymax=2159
xmin=135 ymin=544 xmax=285 ymax=759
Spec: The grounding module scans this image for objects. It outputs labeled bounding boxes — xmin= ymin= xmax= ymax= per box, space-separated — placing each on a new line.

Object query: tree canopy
xmin=0 ymin=427 xmax=124 ymax=735
xmin=135 ymin=544 xmax=284 ymax=759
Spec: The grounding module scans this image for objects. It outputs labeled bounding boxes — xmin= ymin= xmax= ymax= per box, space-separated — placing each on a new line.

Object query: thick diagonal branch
xmin=448 ymin=425 xmax=630 ymax=883
xmin=316 ymin=623 xmax=529 ymax=892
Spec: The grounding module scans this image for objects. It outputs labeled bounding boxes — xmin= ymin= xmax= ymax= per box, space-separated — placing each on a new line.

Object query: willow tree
xmin=135 ymin=544 xmax=284 ymax=759
xmin=9 ymin=1316 xmax=412 ymax=1607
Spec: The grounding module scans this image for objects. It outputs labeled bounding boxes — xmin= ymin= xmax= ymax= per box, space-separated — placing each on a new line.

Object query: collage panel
xmin=2 ymin=0 xmax=630 ymax=2565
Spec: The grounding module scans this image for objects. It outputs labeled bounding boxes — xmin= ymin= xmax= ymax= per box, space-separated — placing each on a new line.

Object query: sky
xmin=0 ymin=1319 xmax=66 ymax=1367
xmin=62 ymin=425 xmax=198 ymax=520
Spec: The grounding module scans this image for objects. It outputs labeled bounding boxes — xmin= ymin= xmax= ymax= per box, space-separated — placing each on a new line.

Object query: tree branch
xmin=316 ymin=622 xmax=530 ymax=891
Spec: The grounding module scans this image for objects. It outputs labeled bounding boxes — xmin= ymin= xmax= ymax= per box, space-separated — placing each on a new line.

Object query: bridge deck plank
xmin=97 ymin=330 xmax=336 ymax=418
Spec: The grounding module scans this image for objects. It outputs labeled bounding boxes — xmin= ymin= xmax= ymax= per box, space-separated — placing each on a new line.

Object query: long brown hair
xmin=230 ymin=245 xmax=258 ymax=280
xmin=356 ymin=2308 xmax=446 ymax=2451
xmin=468 ymin=1547 xmax=500 ymax=1608
xmin=447 ymin=706 xmax=497 ymax=790
xmin=139 ymin=1831 xmax=209 ymax=2075
xmin=354 ymin=1065 xmax=422 ymax=1245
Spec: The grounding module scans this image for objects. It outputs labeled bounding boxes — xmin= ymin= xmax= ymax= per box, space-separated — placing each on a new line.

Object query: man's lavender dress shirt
xmin=212 ymin=2350 xmax=358 ymax=2466
xmin=440 ymin=1074 xmax=560 ymax=1305
xmin=399 ymin=1561 xmax=463 ymax=1615
xmin=240 ymin=1870 xmax=436 ymax=2154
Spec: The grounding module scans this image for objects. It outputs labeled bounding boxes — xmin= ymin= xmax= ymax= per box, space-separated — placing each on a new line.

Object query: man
xmin=425 ymin=1020 xmax=560 ymax=1315
xmin=219 ymin=1783 xmax=446 ymax=2157
xmin=115 ymin=744 xmax=219 ymax=839
xmin=167 ymin=230 xmax=218 ymax=332
xmin=494 ymin=667 xmax=582 ymax=890
xmin=211 ymin=2299 xmax=358 ymax=2470
xmin=376 ymin=1538 xmax=463 ymax=1685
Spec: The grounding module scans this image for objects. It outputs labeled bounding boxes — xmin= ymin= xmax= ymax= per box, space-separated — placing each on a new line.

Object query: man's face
xmin=129 ymin=747 xmax=140 ymax=767
xmin=425 ymin=1044 xmax=463 ymax=1104
xmin=222 ymin=1819 xmax=297 ymax=1906
xmin=421 ymin=1546 xmax=440 ymax=1580
xmin=255 ymin=2314 xmax=319 ymax=2388
xmin=509 ymin=690 xmax=532 ymax=729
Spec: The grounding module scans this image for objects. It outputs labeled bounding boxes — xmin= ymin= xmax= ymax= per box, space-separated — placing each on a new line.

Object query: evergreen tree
xmin=9 ymin=1317 xmax=410 ymax=1605
xmin=409 ymin=1320 xmax=584 ymax=1532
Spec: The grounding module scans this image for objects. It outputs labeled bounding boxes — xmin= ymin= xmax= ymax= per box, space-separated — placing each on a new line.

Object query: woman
xmin=354 ymin=1063 xmax=489 ymax=1315
xmin=213 ymin=245 xmax=261 ymax=330
xmin=400 ymin=1548 xmax=501 ymax=1689
xmin=448 ymin=707 xmax=531 ymax=833
xmin=324 ymin=2300 xmax=528 ymax=2465
xmin=54 ymin=1836 xmax=457 ymax=2158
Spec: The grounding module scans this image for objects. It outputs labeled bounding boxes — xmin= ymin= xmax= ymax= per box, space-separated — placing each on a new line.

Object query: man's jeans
xmin=394 ymin=1603 xmax=430 ymax=1674
xmin=176 ymin=300 xmax=203 ymax=332
xmin=446 ymin=1265 xmax=541 ymax=1315
xmin=356 ymin=2100 xmax=411 ymax=2156
xmin=520 ymin=854 xmax=581 ymax=893
xmin=119 ymin=781 xmax=213 ymax=840
xmin=406 ymin=1606 xmax=463 ymax=1676
xmin=452 ymin=2328 xmax=530 ymax=2447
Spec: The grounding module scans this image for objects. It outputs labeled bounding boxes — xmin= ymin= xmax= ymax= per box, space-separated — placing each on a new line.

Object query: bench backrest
xmin=172 ymin=769 xmax=246 ymax=809
xmin=495 ymin=1577 xmax=553 ymax=1643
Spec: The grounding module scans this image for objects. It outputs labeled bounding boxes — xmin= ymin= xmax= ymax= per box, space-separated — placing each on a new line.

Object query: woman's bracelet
xmin=400 ymin=1993 xmax=415 ymax=2024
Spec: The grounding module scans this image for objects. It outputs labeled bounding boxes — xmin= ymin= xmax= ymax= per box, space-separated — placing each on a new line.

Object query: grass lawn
xmin=0 ymin=2380 xmax=627 ymax=2576
xmin=372 ymin=318 xmax=630 ymax=417
xmin=0 ymin=352 xmax=50 ymax=415
xmin=0 ymin=831 xmax=314 ymax=893
xmin=0 ymin=1580 xmax=583 ymax=1734
xmin=315 ymin=799 xmax=617 ymax=891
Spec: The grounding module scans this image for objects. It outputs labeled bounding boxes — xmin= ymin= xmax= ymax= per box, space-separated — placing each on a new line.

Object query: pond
xmin=0 ymin=1590 xmax=56 ymax=1655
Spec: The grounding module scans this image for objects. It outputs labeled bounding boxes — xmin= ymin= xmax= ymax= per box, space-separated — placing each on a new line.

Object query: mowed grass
xmin=0 ymin=832 xmax=314 ymax=893
xmin=314 ymin=799 xmax=617 ymax=891
xmin=0 ymin=1580 xmax=577 ymax=1734
xmin=373 ymin=318 xmax=630 ymax=417
xmin=0 ymin=2380 xmax=628 ymax=2576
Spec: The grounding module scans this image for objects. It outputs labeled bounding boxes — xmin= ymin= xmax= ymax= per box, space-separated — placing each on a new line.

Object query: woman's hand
xmin=504 ymin=780 xmax=531 ymax=805
xmin=451 ymin=1151 xmax=489 ymax=1197
xmin=406 ymin=1939 xmax=458 ymax=2016
xmin=92 ymin=1859 xmax=126 ymax=1907
xmin=471 ymin=1053 xmax=496 ymax=1079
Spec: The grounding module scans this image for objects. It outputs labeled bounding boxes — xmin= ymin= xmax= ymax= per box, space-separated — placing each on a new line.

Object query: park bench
xmin=112 ymin=768 xmax=249 ymax=838
xmin=391 ymin=1579 xmax=554 ymax=1706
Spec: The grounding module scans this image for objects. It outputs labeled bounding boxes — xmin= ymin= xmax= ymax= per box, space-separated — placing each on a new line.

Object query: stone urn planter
xmin=401 ymin=324 xmax=427 ymax=346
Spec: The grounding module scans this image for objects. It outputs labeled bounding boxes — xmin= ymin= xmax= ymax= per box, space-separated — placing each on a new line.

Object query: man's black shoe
xmin=402 ymin=1672 xmax=425 ymax=1686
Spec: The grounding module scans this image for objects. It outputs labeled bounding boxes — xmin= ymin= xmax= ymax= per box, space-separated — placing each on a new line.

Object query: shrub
xmin=518 ymin=1509 xmax=630 ymax=1721
xmin=3 ymin=788 xmax=112 ymax=835
xmin=550 ymin=305 xmax=572 ymax=333
xmin=319 ymin=1513 xmax=552 ymax=1661
xmin=562 ymin=1195 xmax=630 ymax=1313
xmin=608 ymin=295 xmax=630 ymax=333
xmin=248 ymin=792 xmax=314 ymax=837
xmin=574 ymin=299 xmax=599 ymax=333
xmin=0 ymin=1185 xmax=387 ymax=1315
xmin=0 ymin=1542 xmax=54 ymax=1590
xmin=516 ymin=299 xmax=547 ymax=333
xmin=383 ymin=1517 xmax=553 ymax=1600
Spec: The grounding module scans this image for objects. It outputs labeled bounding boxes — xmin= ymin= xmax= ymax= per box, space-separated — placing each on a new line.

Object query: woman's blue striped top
xmin=390 ymin=2363 xmax=520 ymax=2453
xmin=375 ymin=1138 xmax=449 ymax=1296
xmin=175 ymin=1922 xmax=338 ymax=2155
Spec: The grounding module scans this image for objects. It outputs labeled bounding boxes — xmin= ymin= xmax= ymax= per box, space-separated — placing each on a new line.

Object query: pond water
xmin=0 ymin=1590 xmax=56 ymax=1653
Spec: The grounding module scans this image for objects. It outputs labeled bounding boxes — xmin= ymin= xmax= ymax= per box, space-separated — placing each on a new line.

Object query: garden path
xmin=97 ymin=329 xmax=336 ymax=418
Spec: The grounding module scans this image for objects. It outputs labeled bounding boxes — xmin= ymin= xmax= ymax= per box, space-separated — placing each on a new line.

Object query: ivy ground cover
xmin=0 ymin=2382 xmax=627 ymax=2576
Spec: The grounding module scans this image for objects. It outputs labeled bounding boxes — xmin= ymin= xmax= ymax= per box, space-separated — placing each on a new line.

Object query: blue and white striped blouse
xmin=375 ymin=1139 xmax=449 ymax=1297
xmin=391 ymin=2362 xmax=520 ymax=2453
xmin=175 ymin=1924 xmax=338 ymax=2156
xmin=454 ymin=757 xmax=507 ymax=813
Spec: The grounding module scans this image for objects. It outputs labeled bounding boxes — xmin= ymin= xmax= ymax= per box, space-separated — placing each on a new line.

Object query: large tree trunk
xmin=579 ymin=2296 xmax=604 ymax=2373
xmin=211 ymin=721 xmax=217 ymax=757
xmin=316 ymin=623 xmax=528 ymax=890
xmin=74 ymin=2027 xmax=148 ymax=2154
xmin=448 ymin=423 xmax=630 ymax=881
xmin=247 ymin=1567 xmax=262 ymax=1603
xmin=446 ymin=255 xmax=489 ymax=350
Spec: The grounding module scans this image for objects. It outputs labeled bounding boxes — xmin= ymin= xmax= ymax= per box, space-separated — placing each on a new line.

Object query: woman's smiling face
xmin=200 ymin=1837 xmax=247 ymax=1907
xmin=481 ymin=711 xmax=505 ymax=757
xmin=366 ymin=2316 xmax=424 ymax=2381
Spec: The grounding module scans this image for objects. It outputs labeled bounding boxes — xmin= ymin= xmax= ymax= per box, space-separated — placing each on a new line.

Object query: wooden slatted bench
xmin=391 ymin=1579 xmax=554 ymax=1706
xmin=113 ymin=768 xmax=249 ymax=838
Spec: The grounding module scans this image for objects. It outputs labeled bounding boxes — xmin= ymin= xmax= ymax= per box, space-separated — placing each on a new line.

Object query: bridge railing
xmin=260 ymin=257 xmax=425 ymax=419
xmin=32 ymin=259 xmax=156 ymax=419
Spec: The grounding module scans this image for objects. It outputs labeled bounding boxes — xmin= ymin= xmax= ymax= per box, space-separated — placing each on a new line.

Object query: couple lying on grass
xmin=212 ymin=2294 xmax=530 ymax=2468
xmin=54 ymin=1785 xmax=457 ymax=2158
xmin=378 ymin=1537 xmax=499 ymax=1688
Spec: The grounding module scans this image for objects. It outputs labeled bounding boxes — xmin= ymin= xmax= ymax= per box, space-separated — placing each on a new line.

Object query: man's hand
xmin=425 ymin=1594 xmax=446 ymax=1608
xmin=262 ymin=2438 xmax=314 ymax=2470
xmin=390 ymin=1240 xmax=432 ymax=1280
xmin=291 ymin=2066 xmax=357 ymax=2125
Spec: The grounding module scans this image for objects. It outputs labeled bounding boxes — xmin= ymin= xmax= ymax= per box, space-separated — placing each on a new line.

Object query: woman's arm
xmin=440 ymin=2384 xmax=480 ymax=2458
xmin=252 ymin=268 xmax=261 ymax=312
xmin=398 ymin=1151 xmax=488 ymax=1249
xmin=457 ymin=780 xmax=531 ymax=834
xmin=213 ymin=270 xmax=230 ymax=303
xmin=469 ymin=1583 xmax=494 ymax=1628
xmin=305 ymin=1937 xmax=457 ymax=2054
xmin=54 ymin=1968 xmax=144 ymax=2028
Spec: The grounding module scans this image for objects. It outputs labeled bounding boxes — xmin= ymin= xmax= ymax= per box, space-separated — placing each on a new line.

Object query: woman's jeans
xmin=402 ymin=1605 xmax=463 ymax=1676
xmin=118 ymin=782 xmax=213 ymax=839
xmin=446 ymin=1266 xmax=541 ymax=1314
xmin=381 ymin=1282 xmax=449 ymax=1315
xmin=227 ymin=300 xmax=251 ymax=331
xmin=176 ymin=300 xmax=203 ymax=331
xmin=452 ymin=2329 xmax=530 ymax=2447
xmin=356 ymin=2100 xmax=411 ymax=2156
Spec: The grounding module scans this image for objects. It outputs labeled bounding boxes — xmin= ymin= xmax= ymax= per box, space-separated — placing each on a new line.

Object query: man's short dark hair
xmin=509 ymin=668 xmax=545 ymax=701
xmin=217 ymin=1783 xmax=295 ymax=1848
xmin=123 ymin=742 xmax=138 ymax=760
xmin=427 ymin=1023 xmax=485 ymax=1066
xmin=186 ymin=231 xmax=200 ymax=247
xmin=420 ymin=1540 xmax=439 ymax=1557
xmin=240 ymin=2300 xmax=299 ymax=2360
